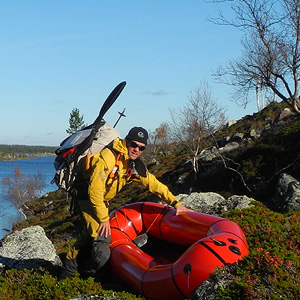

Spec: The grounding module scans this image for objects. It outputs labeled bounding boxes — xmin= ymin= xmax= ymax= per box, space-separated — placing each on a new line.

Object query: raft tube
xmin=109 ymin=202 xmax=249 ymax=300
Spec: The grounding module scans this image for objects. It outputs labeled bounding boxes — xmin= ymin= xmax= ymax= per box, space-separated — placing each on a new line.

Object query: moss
xmin=237 ymin=143 xmax=286 ymax=181
xmin=56 ymin=221 xmax=75 ymax=232
xmin=0 ymin=270 xmax=144 ymax=300
xmin=277 ymin=117 xmax=300 ymax=136
xmin=217 ymin=204 xmax=300 ymax=299
xmin=6 ymin=192 xmax=300 ymax=299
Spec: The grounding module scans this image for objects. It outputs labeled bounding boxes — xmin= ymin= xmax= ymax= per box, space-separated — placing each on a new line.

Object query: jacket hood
xmin=112 ymin=137 xmax=130 ymax=159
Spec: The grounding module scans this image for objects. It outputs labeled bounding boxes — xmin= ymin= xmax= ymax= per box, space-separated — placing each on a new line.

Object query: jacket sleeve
xmin=88 ymin=150 xmax=114 ymax=223
xmin=133 ymin=171 xmax=181 ymax=208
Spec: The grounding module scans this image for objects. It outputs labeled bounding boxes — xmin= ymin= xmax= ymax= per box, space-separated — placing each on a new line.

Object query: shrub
xmin=0 ymin=269 xmax=144 ymax=300
xmin=217 ymin=203 xmax=300 ymax=299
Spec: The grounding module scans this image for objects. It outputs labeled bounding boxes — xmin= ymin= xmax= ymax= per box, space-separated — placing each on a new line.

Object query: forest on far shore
xmin=0 ymin=144 xmax=57 ymax=160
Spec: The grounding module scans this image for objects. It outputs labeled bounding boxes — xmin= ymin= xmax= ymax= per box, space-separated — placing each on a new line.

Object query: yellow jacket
xmin=88 ymin=137 xmax=181 ymax=223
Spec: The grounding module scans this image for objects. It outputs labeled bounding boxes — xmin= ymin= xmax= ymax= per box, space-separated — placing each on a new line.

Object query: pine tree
xmin=66 ymin=108 xmax=86 ymax=134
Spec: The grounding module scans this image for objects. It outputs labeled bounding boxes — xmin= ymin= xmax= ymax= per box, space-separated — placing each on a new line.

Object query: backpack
xmin=52 ymin=81 xmax=126 ymax=196
xmin=52 ymin=122 xmax=120 ymax=193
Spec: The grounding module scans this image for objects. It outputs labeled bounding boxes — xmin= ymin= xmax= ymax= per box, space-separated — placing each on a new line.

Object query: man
xmin=60 ymin=126 xmax=191 ymax=279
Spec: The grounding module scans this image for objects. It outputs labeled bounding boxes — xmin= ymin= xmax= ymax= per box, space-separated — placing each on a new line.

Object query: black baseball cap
xmin=125 ymin=127 xmax=148 ymax=145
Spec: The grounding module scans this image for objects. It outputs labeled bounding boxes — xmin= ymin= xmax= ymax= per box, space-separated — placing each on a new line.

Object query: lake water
xmin=0 ymin=156 xmax=57 ymax=240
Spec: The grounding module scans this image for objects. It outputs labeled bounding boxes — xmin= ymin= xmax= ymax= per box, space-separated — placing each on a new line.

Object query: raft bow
xmin=109 ymin=202 xmax=249 ymax=300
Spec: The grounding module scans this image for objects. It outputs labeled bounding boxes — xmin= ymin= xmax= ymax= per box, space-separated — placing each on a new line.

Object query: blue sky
xmin=0 ymin=1 xmax=258 ymax=146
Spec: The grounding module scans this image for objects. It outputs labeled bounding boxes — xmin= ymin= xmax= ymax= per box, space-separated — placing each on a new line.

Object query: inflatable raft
xmin=109 ymin=202 xmax=249 ymax=300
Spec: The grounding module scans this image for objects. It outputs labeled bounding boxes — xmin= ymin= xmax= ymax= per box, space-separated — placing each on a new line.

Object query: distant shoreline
xmin=0 ymin=153 xmax=55 ymax=162
xmin=0 ymin=145 xmax=57 ymax=161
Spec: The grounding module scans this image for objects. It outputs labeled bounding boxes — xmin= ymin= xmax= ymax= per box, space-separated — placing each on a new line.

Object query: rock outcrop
xmin=0 ymin=225 xmax=61 ymax=273
xmin=272 ymin=173 xmax=300 ymax=212
xmin=177 ymin=192 xmax=255 ymax=215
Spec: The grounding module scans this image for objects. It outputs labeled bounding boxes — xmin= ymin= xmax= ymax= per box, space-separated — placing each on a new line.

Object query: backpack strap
xmin=105 ymin=141 xmax=147 ymax=178
xmin=104 ymin=142 xmax=123 ymax=179
xmin=109 ymin=152 xmax=124 ymax=178
xmin=128 ymin=159 xmax=147 ymax=178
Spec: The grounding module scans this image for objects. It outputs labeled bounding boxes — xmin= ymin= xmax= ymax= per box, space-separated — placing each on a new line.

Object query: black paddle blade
xmin=93 ymin=81 xmax=126 ymax=128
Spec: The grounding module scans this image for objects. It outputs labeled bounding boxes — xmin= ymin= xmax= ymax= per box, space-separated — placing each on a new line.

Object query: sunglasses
xmin=128 ymin=141 xmax=146 ymax=151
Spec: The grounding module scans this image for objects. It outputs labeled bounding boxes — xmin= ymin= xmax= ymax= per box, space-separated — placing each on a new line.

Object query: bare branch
xmin=1 ymin=166 xmax=46 ymax=210
xmin=168 ymin=80 xmax=227 ymax=173
xmin=211 ymin=0 xmax=300 ymax=113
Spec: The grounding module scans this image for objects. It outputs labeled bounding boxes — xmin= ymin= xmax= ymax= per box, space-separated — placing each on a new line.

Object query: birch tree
xmin=168 ymin=81 xmax=227 ymax=173
xmin=1 ymin=166 xmax=46 ymax=214
xmin=212 ymin=0 xmax=300 ymax=113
